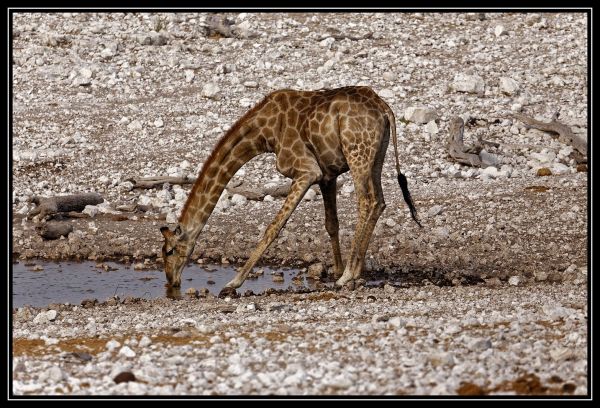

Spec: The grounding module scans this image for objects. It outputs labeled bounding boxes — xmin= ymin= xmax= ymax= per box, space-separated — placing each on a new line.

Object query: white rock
xmin=236 ymin=20 xmax=253 ymax=38
xmin=433 ymin=227 xmax=449 ymax=238
xmin=341 ymin=183 xmax=354 ymax=194
xmin=471 ymin=338 xmax=492 ymax=350
xmin=500 ymin=164 xmax=513 ymax=177
xmin=388 ymin=316 xmax=403 ymax=327
xmin=559 ymin=146 xmax=574 ymax=157
xmin=239 ymin=98 xmax=253 ymax=108
xmin=452 ymin=73 xmax=485 ymax=94
xmin=494 ymin=25 xmax=507 ymax=37
xmin=382 ymin=72 xmax=395 ymax=81
xmin=106 ymin=339 xmax=121 ymax=351
xmin=202 ymin=82 xmax=220 ymax=98
xmin=427 ymin=205 xmax=443 ymax=217
xmin=79 ymin=67 xmax=93 ymax=79
xmin=138 ymin=336 xmax=152 ymax=348
xmin=508 ymin=276 xmax=521 ymax=286
xmin=101 ymin=47 xmax=115 ymax=58
xmin=137 ymin=195 xmax=152 ymax=206
xmin=127 ymin=120 xmax=143 ymax=131
xmin=118 ymin=346 xmax=136 ymax=358
xmin=82 ymin=205 xmax=99 ymax=218
xmin=550 ymin=347 xmax=575 ymax=362
xmin=166 ymin=211 xmax=178 ymax=224
xmin=215 ymin=191 xmax=231 ymax=212
xmin=33 ymin=310 xmax=57 ymax=324
xmin=185 ymin=70 xmax=195 ymax=83
xmin=552 ymin=162 xmax=570 ymax=175
xmin=425 ymin=120 xmax=439 ymax=134
xmin=231 ymin=194 xmax=247 ymax=206
xmin=530 ymin=150 xmax=556 ymax=163
xmin=481 ymin=166 xmax=501 ymax=178
xmin=263 ymin=195 xmax=274 ymax=202
xmin=525 ymin=14 xmax=542 ymax=25
xmin=379 ymin=88 xmax=395 ymax=99
xmin=303 ymin=188 xmax=317 ymax=201
xmin=319 ymin=37 xmax=335 ymax=48
xmin=154 ymin=118 xmax=164 ymax=128
xmin=404 ymin=106 xmax=438 ymax=124
xmin=385 ymin=218 xmax=396 ymax=228
xmin=243 ymin=80 xmax=258 ymax=88
xmin=542 ymin=305 xmax=569 ymax=320
xmin=326 ymin=374 xmax=352 ymax=389
xmin=45 ymin=366 xmax=65 ymax=382
xmin=499 ymin=77 xmax=520 ymax=95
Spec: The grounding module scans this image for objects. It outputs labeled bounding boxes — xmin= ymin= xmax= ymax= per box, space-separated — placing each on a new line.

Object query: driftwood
xmin=204 ymin=14 xmax=236 ymax=38
xmin=317 ymin=31 xmax=373 ymax=41
xmin=228 ymin=180 xmax=292 ymax=200
xmin=203 ymin=14 xmax=257 ymax=39
xmin=512 ymin=112 xmax=587 ymax=160
xmin=447 ymin=117 xmax=484 ymax=167
xmin=28 ymin=193 xmax=103 ymax=219
xmin=35 ymin=222 xmax=73 ymax=240
xmin=127 ymin=176 xmax=195 ymax=190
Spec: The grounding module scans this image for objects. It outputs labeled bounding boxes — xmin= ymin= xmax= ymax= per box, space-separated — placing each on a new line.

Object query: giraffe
xmin=160 ymin=86 xmax=421 ymax=297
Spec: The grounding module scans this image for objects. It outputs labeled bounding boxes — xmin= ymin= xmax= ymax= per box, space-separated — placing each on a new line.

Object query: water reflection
xmin=12 ymin=261 xmax=310 ymax=308
xmin=165 ymin=286 xmax=182 ymax=300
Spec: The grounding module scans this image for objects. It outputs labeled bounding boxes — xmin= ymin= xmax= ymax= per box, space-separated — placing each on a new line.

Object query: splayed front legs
xmin=220 ymin=171 xmax=321 ymax=295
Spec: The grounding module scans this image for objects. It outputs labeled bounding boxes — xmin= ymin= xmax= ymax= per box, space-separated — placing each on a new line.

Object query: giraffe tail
xmin=397 ymin=172 xmax=421 ymax=228
xmin=386 ymin=111 xmax=422 ymax=228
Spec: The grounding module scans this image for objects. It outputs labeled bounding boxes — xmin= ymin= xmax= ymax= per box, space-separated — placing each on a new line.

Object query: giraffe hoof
xmin=335 ymin=274 xmax=353 ymax=287
xmin=218 ymin=287 xmax=238 ymax=299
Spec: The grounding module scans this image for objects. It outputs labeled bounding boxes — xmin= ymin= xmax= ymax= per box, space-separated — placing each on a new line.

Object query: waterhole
xmin=12 ymin=261 xmax=319 ymax=308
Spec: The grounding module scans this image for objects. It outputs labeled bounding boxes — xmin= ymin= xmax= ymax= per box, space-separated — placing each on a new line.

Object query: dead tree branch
xmin=204 ymin=14 xmax=237 ymax=38
xmin=28 ymin=193 xmax=104 ymax=219
xmin=512 ymin=112 xmax=587 ymax=158
xmin=447 ymin=117 xmax=484 ymax=167
xmin=127 ymin=176 xmax=196 ymax=189
xmin=317 ymin=31 xmax=373 ymax=41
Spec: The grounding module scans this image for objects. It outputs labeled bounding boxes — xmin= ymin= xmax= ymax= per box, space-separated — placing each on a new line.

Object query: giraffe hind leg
xmin=336 ymin=121 xmax=389 ymax=286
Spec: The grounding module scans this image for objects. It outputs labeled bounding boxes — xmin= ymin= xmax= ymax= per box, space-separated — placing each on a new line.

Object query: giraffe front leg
xmin=220 ymin=171 xmax=321 ymax=295
xmin=320 ymin=178 xmax=344 ymax=278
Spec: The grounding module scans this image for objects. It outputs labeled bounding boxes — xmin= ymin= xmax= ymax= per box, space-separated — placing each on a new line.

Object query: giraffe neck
xmin=178 ymin=124 xmax=266 ymax=243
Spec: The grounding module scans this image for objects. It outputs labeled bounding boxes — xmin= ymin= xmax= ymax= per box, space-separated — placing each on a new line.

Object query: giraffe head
xmin=160 ymin=225 xmax=191 ymax=287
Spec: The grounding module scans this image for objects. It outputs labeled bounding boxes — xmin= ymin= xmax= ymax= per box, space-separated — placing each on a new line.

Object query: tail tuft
xmin=397 ymin=173 xmax=422 ymax=227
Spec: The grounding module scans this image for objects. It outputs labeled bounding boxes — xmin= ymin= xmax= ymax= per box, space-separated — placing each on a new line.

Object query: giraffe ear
xmin=174 ymin=225 xmax=182 ymax=236
xmin=160 ymin=226 xmax=173 ymax=238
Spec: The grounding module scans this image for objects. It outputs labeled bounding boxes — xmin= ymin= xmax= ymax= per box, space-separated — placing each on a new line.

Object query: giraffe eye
xmin=165 ymin=248 xmax=174 ymax=256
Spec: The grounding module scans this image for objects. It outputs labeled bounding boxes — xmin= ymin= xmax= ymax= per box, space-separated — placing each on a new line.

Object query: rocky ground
xmin=11 ymin=12 xmax=589 ymax=396
xmin=11 ymin=284 xmax=589 ymax=396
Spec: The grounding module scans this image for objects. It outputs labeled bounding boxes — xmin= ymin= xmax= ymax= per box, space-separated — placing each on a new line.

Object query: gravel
xmin=12 ymin=285 xmax=587 ymax=395
xmin=11 ymin=11 xmax=588 ymax=396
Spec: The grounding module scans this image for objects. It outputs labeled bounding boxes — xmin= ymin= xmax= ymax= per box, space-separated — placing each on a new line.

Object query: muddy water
xmin=12 ymin=261 xmax=319 ymax=308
